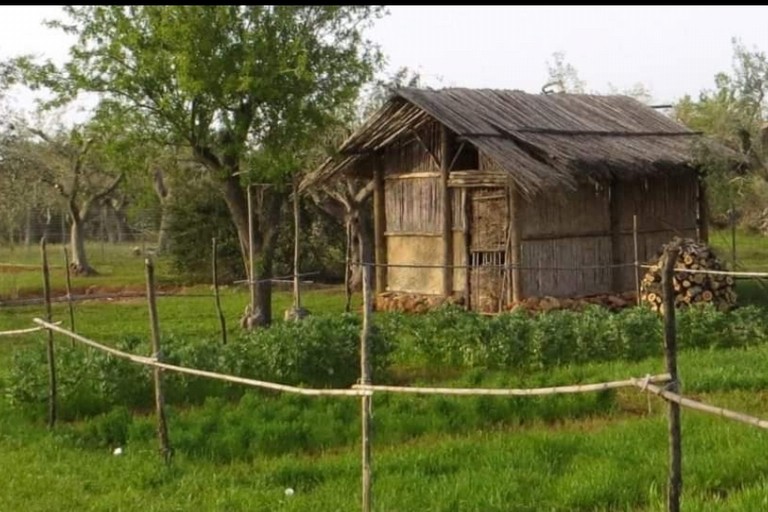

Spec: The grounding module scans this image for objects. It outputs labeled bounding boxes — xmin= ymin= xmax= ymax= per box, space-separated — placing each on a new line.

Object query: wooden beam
xmin=440 ymin=125 xmax=454 ymax=297
xmin=373 ymin=155 xmax=387 ymax=294
xmin=509 ymin=184 xmax=523 ymax=303
xmin=609 ymin=181 xmax=623 ymax=293
xmin=463 ymin=190 xmax=472 ymax=310
xmin=409 ymin=128 xmax=440 ymax=171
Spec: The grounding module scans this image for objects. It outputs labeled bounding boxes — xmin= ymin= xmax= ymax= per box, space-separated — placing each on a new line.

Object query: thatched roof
xmin=304 ymin=87 xmax=725 ymax=196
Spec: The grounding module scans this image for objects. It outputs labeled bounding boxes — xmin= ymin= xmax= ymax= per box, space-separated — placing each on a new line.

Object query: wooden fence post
xmin=212 ymin=238 xmax=227 ymax=345
xmin=145 ymin=258 xmax=172 ymax=463
xmin=360 ymin=264 xmax=373 ymax=512
xmin=662 ymin=245 xmax=682 ymax=512
xmin=40 ymin=237 xmax=57 ymax=428
xmin=345 ymin=219 xmax=353 ymax=314
xmin=63 ymin=246 xmax=76 ymax=336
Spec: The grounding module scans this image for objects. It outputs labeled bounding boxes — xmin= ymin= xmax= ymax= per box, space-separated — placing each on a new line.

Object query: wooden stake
xmin=662 ymin=245 xmax=682 ymax=512
xmin=63 ymin=246 xmax=76 ymax=336
xmin=292 ymin=178 xmax=301 ymax=309
xmin=145 ymin=258 xmax=172 ymax=464
xmin=633 ymin=215 xmax=641 ymax=307
xmin=729 ymin=204 xmax=737 ymax=268
xmin=247 ymin=184 xmax=257 ymax=314
xmin=40 ymin=237 xmax=57 ymax=429
xmin=212 ymin=238 xmax=227 ymax=345
xmin=345 ymin=218 xmax=352 ymax=314
xmin=360 ymin=264 xmax=373 ymax=512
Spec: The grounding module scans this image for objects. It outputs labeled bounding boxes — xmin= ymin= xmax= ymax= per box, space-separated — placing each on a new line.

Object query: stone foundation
xmin=375 ymin=291 xmax=638 ymax=314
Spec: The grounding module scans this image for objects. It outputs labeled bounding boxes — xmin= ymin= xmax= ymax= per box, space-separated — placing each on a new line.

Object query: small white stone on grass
xmin=113 ymin=447 xmax=123 ymax=456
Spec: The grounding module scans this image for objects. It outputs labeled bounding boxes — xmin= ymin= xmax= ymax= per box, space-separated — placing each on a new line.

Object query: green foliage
xmin=7 ymin=314 xmax=394 ymax=417
xmin=675 ymin=39 xmax=768 ymax=229
xmin=166 ymin=177 xmax=244 ymax=282
xmin=380 ymin=304 xmax=767 ymax=372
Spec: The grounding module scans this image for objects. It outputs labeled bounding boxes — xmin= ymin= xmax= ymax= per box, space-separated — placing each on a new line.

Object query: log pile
xmin=640 ymin=237 xmax=737 ymax=312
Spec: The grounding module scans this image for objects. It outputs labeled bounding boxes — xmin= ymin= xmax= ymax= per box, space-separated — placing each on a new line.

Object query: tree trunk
xmin=156 ymin=200 xmax=173 ymax=253
xmin=24 ymin=206 xmax=33 ymax=246
xmin=221 ymin=175 xmax=285 ymax=328
xmin=220 ymin=175 xmax=252 ymax=278
xmin=70 ymin=215 xmax=96 ymax=275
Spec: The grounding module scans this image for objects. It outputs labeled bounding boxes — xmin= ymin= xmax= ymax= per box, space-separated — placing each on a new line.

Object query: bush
xmin=7 ymin=314 xmax=395 ymax=418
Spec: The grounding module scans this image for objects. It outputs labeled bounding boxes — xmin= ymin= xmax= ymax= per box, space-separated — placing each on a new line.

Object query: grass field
xmin=1 ymin=232 xmax=768 ymax=510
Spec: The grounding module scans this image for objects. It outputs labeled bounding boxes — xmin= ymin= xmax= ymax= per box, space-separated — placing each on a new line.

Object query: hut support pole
xmin=509 ymin=184 xmax=522 ymax=303
xmin=609 ymin=181 xmax=623 ymax=293
xmin=373 ymin=156 xmax=387 ymax=295
xmin=463 ymin=190 xmax=472 ymax=310
xmin=440 ymin=125 xmax=453 ymax=297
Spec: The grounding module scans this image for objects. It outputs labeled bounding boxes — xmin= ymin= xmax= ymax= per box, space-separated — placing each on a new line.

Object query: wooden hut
xmin=308 ymin=88 xmax=721 ymax=312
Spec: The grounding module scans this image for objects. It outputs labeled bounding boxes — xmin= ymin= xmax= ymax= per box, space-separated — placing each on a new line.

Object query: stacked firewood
xmin=640 ymin=237 xmax=737 ymax=312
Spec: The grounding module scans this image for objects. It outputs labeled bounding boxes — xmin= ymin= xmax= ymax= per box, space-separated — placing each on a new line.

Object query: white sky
xmin=1 ymin=5 xmax=767 ymax=111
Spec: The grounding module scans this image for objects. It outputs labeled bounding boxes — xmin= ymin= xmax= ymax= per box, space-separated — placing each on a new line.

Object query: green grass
xmin=1 ymin=346 xmax=768 ymax=510
xmin=3 ymin=235 xmax=768 ymax=510
xmin=0 ymin=242 xmax=183 ymax=301
xmin=709 ymin=228 xmax=768 ymax=272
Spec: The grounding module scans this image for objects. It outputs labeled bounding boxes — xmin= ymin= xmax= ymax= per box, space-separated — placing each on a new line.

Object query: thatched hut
xmin=308 ymin=88 xmax=722 ymax=312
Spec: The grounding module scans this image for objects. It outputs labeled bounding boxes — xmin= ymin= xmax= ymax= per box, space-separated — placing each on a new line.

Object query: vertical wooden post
xmin=145 ymin=258 xmax=172 ymax=464
xmin=508 ymin=184 xmax=523 ymax=303
xmin=292 ymin=178 xmax=302 ymax=310
xmin=662 ymin=245 xmax=682 ymax=512
xmin=373 ymin=156 xmax=387 ymax=295
xmin=247 ymin=184 xmax=258 ymax=314
xmin=729 ymin=204 xmax=737 ymax=268
xmin=63 ymin=246 xmax=76 ymax=336
xmin=696 ymin=177 xmax=709 ymax=244
xmin=212 ymin=238 xmax=227 ymax=345
xmin=440 ymin=125 xmax=453 ymax=297
xmin=609 ymin=181 xmax=623 ymax=293
xmin=633 ymin=215 xmax=641 ymax=307
xmin=360 ymin=264 xmax=373 ymax=512
xmin=40 ymin=237 xmax=57 ymax=429
xmin=345 ymin=218 xmax=353 ymax=314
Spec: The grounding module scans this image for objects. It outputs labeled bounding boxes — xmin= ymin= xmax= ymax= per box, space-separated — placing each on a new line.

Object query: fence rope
xmin=0 ymin=322 xmax=62 ymax=337
xmin=637 ymin=380 xmax=768 ymax=429
xmin=353 ymin=374 xmax=671 ymax=396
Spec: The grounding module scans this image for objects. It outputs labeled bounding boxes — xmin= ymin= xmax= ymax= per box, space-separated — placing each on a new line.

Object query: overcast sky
xmin=2 ymin=5 xmax=767 ymax=110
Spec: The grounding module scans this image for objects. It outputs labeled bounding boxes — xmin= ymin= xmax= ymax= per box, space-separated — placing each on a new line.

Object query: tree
xmin=19 ymin=6 xmax=384 ymax=324
xmin=7 ymin=118 xmax=125 ymax=274
xmin=542 ymin=51 xmax=586 ymax=94
xmin=674 ymin=39 xmax=768 ymax=230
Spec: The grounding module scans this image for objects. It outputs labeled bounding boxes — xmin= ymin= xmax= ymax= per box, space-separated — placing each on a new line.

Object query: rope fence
xmin=0 ymin=321 xmax=61 ymax=337
xmin=4 ymin=239 xmax=768 ymax=512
